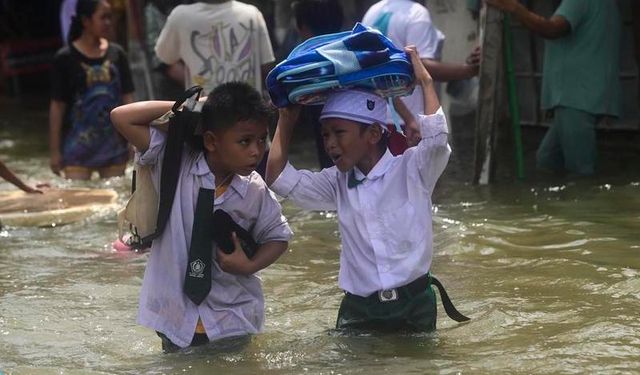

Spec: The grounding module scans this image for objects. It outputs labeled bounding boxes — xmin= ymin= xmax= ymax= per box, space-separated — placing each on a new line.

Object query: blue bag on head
xmin=267 ymin=23 xmax=415 ymax=108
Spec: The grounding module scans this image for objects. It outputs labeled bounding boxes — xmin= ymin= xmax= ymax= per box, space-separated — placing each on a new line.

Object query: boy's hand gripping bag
xmin=266 ymin=23 xmax=415 ymax=108
xmin=117 ymin=86 xmax=204 ymax=249
xmin=212 ymin=209 xmax=258 ymax=259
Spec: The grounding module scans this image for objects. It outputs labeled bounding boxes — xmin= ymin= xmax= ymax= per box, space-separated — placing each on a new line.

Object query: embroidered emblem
xmin=367 ymin=99 xmax=375 ymax=111
xmin=189 ymin=259 xmax=206 ymax=278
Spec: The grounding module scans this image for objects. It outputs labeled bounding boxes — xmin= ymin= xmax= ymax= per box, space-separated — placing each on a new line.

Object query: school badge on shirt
xmin=189 ymin=259 xmax=206 ymax=278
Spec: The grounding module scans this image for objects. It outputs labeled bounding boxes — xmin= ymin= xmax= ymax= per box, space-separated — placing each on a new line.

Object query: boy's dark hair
xmin=201 ymin=81 xmax=271 ymax=133
xmin=292 ymin=0 xmax=343 ymax=36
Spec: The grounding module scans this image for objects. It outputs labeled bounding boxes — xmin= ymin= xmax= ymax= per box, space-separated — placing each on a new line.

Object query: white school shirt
xmin=155 ymin=1 xmax=275 ymax=93
xmin=362 ymin=0 xmax=445 ymax=121
xmin=136 ymin=128 xmax=292 ymax=348
xmin=271 ymin=108 xmax=450 ymax=297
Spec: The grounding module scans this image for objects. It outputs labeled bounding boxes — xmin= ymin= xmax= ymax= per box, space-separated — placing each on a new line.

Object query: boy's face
xmin=203 ymin=120 xmax=268 ymax=176
xmin=320 ymin=118 xmax=378 ymax=173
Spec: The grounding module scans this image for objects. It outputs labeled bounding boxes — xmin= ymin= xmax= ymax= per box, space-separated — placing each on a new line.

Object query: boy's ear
xmin=367 ymin=123 xmax=384 ymax=145
xmin=203 ymin=130 xmax=218 ymax=152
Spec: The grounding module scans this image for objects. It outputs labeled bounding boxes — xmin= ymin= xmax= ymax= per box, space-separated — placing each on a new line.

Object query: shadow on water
xmin=1 ymin=97 xmax=639 ymax=374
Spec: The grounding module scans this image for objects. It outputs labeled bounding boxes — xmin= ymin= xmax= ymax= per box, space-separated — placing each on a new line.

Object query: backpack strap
xmin=132 ymin=86 xmax=203 ymax=249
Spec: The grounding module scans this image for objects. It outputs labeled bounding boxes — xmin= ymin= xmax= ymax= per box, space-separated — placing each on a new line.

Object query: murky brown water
xmin=1 ymin=98 xmax=639 ymax=374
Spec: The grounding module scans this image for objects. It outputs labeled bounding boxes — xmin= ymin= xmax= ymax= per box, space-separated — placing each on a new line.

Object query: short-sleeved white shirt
xmin=155 ymin=1 xmax=275 ymax=93
xmin=362 ymin=0 xmax=445 ymax=120
xmin=136 ymin=128 xmax=292 ymax=348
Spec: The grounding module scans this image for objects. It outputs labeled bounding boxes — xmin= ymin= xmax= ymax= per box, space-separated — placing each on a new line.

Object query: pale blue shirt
xmin=271 ymin=108 xmax=450 ymax=297
xmin=136 ymin=128 xmax=292 ymax=348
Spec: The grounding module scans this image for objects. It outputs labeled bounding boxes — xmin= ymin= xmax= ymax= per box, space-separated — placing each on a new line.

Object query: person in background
xmin=154 ymin=0 xmax=275 ymax=94
xmin=292 ymin=0 xmax=343 ymax=41
xmin=362 ymin=0 xmax=480 ymax=155
xmin=143 ymin=0 xmax=185 ymax=99
xmin=487 ymin=0 xmax=621 ymax=176
xmin=291 ymin=0 xmax=344 ymax=169
xmin=155 ymin=0 xmax=277 ymax=177
xmin=0 ymin=160 xmax=45 ymax=194
xmin=49 ymin=0 xmax=135 ymax=180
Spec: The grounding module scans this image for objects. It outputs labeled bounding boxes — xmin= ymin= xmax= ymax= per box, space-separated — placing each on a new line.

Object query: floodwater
xmin=1 ymin=98 xmax=639 ymax=374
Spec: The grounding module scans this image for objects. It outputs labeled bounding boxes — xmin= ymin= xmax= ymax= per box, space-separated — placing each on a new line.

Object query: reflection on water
xmin=1 ymin=101 xmax=639 ymax=374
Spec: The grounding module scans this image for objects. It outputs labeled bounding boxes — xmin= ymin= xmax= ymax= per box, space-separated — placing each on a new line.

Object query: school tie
xmin=184 ymin=187 xmax=215 ymax=305
xmin=347 ymin=170 xmax=365 ymax=188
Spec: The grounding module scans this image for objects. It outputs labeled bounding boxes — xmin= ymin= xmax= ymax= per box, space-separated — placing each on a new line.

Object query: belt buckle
xmin=378 ymin=288 xmax=398 ymax=302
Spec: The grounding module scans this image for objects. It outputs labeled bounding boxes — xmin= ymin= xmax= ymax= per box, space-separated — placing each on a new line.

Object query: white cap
xmin=320 ymin=90 xmax=387 ymax=126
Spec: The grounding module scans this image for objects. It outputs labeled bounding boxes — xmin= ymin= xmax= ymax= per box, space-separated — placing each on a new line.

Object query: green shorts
xmin=336 ymin=275 xmax=437 ymax=332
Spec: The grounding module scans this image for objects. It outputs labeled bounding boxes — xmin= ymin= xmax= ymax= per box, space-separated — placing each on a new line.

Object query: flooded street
xmin=1 ymin=98 xmax=639 ymax=374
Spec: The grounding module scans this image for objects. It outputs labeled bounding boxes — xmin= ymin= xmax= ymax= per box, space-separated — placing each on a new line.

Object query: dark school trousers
xmin=336 ymin=275 xmax=437 ymax=332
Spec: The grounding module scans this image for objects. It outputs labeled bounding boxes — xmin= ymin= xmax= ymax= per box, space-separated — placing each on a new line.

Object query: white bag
xmin=117 ymin=163 xmax=158 ymax=242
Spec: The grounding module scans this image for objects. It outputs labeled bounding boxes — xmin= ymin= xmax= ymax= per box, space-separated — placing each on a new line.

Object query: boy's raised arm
xmin=405 ymin=46 xmax=439 ymax=116
xmin=404 ymin=46 xmax=450 ymax=192
xmin=110 ymin=101 xmax=174 ymax=153
xmin=266 ymin=106 xmax=301 ymax=186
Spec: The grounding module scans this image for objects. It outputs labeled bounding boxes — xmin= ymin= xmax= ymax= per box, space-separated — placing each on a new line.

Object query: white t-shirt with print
xmin=363 ymin=0 xmax=445 ymax=120
xmin=155 ymin=1 xmax=275 ymax=94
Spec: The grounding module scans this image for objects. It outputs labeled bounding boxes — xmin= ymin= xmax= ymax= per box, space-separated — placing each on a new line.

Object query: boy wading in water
xmin=111 ymin=82 xmax=292 ymax=351
xmin=267 ymin=47 xmax=462 ymax=332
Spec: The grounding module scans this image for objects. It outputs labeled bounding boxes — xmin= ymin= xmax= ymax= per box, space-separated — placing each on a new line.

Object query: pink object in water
xmin=112 ymin=238 xmax=133 ymax=252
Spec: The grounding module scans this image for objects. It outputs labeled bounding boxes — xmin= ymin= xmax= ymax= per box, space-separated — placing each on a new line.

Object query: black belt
xmin=430 ymin=276 xmax=470 ymax=322
xmin=348 ymin=275 xmax=470 ymax=323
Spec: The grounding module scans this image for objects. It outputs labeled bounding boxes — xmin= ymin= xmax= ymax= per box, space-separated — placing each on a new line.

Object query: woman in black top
xmin=49 ymin=0 xmax=135 ymax=180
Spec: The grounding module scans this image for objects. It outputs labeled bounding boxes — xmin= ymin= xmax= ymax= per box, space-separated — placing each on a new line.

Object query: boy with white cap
xmin=266 ymin=47 xmax=466 ymax=332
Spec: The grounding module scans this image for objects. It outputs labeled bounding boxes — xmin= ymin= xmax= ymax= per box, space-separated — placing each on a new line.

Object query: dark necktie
xmin=347 ymin=170 xmax=365 ymax=188
xmin=184 ymin=187 xmax=215 ymax=305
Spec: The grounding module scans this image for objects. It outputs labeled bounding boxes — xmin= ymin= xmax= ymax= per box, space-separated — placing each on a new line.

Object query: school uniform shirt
xmin=541 ymin=0 xmax=622 ymax=117
xmin=362 ymin=0 xmax=445 ymax=121
xmin=154 ymin=1 xmax=275 ymax=93
xmin=271 ymin=108 xmax=450 ymax=297
xmin=136 ymin=128 xmax=292 ymax=348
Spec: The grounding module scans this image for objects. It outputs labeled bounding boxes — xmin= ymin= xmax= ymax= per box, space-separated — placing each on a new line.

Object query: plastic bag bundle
xmin=267 ymin=23 xmax=415 ymax=108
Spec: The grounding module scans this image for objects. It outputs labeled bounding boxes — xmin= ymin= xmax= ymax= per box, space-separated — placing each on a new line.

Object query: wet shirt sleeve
xmin=402 ymin=107 xmax=451 ymax=194
xmin=252 ymin=184 xmax=293 ymax=244
xmin=555 ymin=0 xmax=588 ymax=31
xmin=270 ymin=163 xmax=338 ymax=211
xmin=136 ymin=127 xmax=167 ymax=168
xmin=154 ymin=6 xmax=181 ymax=65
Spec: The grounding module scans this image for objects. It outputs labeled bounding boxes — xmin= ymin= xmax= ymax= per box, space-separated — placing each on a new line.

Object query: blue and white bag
xmin=267 ymin=23 xmax=415 ymax=108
